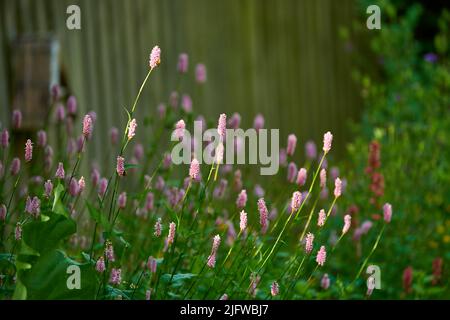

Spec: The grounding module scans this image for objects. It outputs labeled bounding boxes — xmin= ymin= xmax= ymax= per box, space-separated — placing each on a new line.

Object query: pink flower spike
xmin=291 ymin=191 xmax=302 ymax=213
xmin=305 ymin=140 xmax=317 ymax=160
xmin=253 ymin=114 xmax=264 ymax=132
xmin=55 ymin=162 xmax=65 ymax=179
xmin=383 ymin=203 xmax=392 ymax=223
xmin=0 ymin=129 xmax=9 ymax=148
xmin=271 ymin=281 xmax=279 ymax=297
xmin=240 ymin=210 xmax=247 ymax=232
xmin=217 ymin=114 xmax=227 ymax=141
xmin=10 ymin=158 xmax=21 ymax=176
xmin=215 ymin=142 xmax=224 ymax=164
xmin=98 ymin=178 xmax=108 ymax=197
xmin=105 ymin=242 xmax=115 ymax=262
xmin=15 ymin=223 xmax=22 ymax=240
xmin=24 ymin=139 xmax=33 ymax=162
xmin=44 ymin=180 xmax=53 ymax=198
xmin=316 ymin=246 xmax=327 ymax=266
xmin=257 ymin=198 xmax=269 ymax=234
xmin=12 ymin=110 xmax=22 ymax=129
xmin=37 ymin=130 xmax=47 ymax=147
xmin=175 ymin=119 xmax=186 ymax=140
xmin=127 ymin=118 xmax=137 ymax=140
xmin=342 ymin=214 xmax=351 ymax=235
xmin=67 ymin=95 xmax=77 ymax=115
xmin=110 ymin=268 xmax=122 ymax=285
xmin=82 ymin=114 xmax=93 ymax=138
xmin=117 ymin=192 xmax=127 ymax=209
xmin=116 ymin=156 xmax=125 ymax=176
xmin=320 ymin=168 xmax=327 ymax=188
xmin=334 ymin=177 xmax=342 ymax=198
xmin=167 ymin=222 xmax=176 ymax=245
xmin=0 ymin=204 xmax=6 ymax=221
xmin=323 ymin=131 xmax=333 ymax=153
xmin=236 ymin=189 xmax=247 ymax=209
xmin=154 ymin=218 xmax=162 ymax=237
xmin=177 ymin=53 xmax=189 ymax=73
xmin=149 ymin=46 xmax=161 ymax=69
xmin=147 ymin=256 xmax=157 ymax=273
xmin=287 ymin=162 xmax=297 ymax=183
xmin=321 ymin=274 xmax=330 ymax=290
xmin=317 ymin=209 xmax=326 ymax=227
xmin=195 ymin=63 xmax=207 ymax=83
xmin=287 ymin=134 xmax=297 ymax=156
xmin=296 ymin=168 xmax=307 ymax=187
xmin=96 ymin=256 xmax=105 ymax=273
xmin=69 ymin=178 xmax=79 ymax=197
xmin=189 ymin=158 xmax=200 ymax=180
xmin=305 ymin=232 xmax=314 ymax=254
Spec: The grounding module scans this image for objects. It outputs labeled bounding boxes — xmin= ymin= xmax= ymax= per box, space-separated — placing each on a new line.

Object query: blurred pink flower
xmin=317 ymin=209 xmax=326 ymax=227
xmin=342 ymin=214 xmax=351 ymax=235
xmin=258 ymin=198 xmax=268 ymax=234
xmin=321 ymin=273 xmax=330 ymax=290
xmin=189 ymin=158 xmax=200 ymax=180
xmin=236 ymin=189 xmax=247 ymax=209
xmin=55 ymin=162 xmax=65 ymax=179
xmin=287 ymin=134 xmax=297 ymax=156
xmin=24 ymin=139 xmax=33 ymax=162
xmin=334 ymin=177 xmax=342 ymax=198
xmin=12 ymin=109 xmax=22 ymax=129
xmin=271 ymin=281 xmax=279 ymax=296
xmin=37 ymin=130 xmax=47 ymax=147
xmin=296 ymin=168 xmax=307 ymax=186
xmin=177 ymin=53 xmax=188 ymax=73
xmin=168 ymin=222 xmax=176 ymax=245
xmin=195 ymin=63 xmax=207 ymax=83
xmin=240 ymin=210 xmax=247 ymax=232
xmin=253 ymin=114 xmax=264 ymax=132
xmin=383 ymin=203 xmax=392 ymax=223
xmin=305 ymin=232 xmax=314 ymax=253
xmin=316 ymin=246 xmax=327 ymax=266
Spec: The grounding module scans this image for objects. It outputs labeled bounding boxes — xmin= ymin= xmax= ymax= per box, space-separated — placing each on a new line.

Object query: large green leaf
xmin=22 ymin=213 xmax=76 ymax=254
xmin=52 ymin=183 xmax=68 ymax=217
xmin=86 ymin=201 xmax=111 ymax=231
xmin=19 ymin=250 xmax=98 ymax=299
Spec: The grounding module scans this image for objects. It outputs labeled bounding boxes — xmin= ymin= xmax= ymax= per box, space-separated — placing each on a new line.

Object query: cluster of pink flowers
xmin=207 ymin=234 xmax=221 ymax=268
xmin=257 ymin=198 xmax=269 ymax=234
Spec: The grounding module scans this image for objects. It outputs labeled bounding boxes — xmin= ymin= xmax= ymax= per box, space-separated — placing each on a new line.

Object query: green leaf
xmin=160 ymin=273 xmax=196 ymax=285
xmin=124 ymin=163 xmax=139 ymax=170
xmin=86 ymin=201 xmax=111 ymax=230
xmin=52 ymin=183 xmax=68 ymax=217
xmin=22 ymin=213 xmax=76 ymax=254
xmin=19 ymin=250 xmax=99 ymax=299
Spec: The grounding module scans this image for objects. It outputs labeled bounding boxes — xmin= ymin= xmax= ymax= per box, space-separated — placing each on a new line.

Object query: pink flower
xmin=323 ymin=131 xmax=333 ymax=153
xmin=117 ymin=192 xmax=127 ymax=209
xmin=67 ymin=95 xmax=77 ymax=115
xmin=215 ymin=143 xmax=224 ymax=164
xmin=105 ymin=242 xmax=115 ymax=262
xmin=317 ymin=209 xmax=326 ymax=227
xmin=291 ymin=191 xmax=302 ymax=212
xmin=236 ymin=189 xmax=247 ymax=209
xmin=24 ymin=139 xmax=33 ymax=162
xmin=316 ymin=246 xmax=327 ymax=266
xmin=51 ymin=84 xmax=61 ymax=102
xmin=154 ymin=218 xmax=162 ymax=237
xmin=305 ymin=141 xmax=317 ymax=160
xmin=253 ymin=113 xmax=264 ymax=132
xmin=175 ymin=119 xmax=186 ymax=140
xmin=189 ymin=158 xmax=200 ymax=180
xmin=10 ymin=158 xmax=21 ymax=176
xmin=228 ymin=113 xmax=241 ymax=129
xmin=195 ymin=63 xmax=207 ymax=83
xmin=77 ymin=176 xmax=85 ymax=193
xmin=167 ymin=222 xmax=176 ymax=245
xmin=157 ymin=103 xmax=166 ymax=119
xmin=177 ymin=53 xmax=188 ymax=73
xmin=249 ymin=273 xmax=260 ymax=297
xmin=220 ymin=294 xmax=228 ymax=300
xmin=271 ymin=281 xmax=280 ymax=296
xmin=56 ymin=104 xmax=65 ymax=122
xmin=181 ymin=94 xmax=192 ymax=113
xmin=149 ymin=45 xmax=161 ymax=69
xmin=96 ymin=256 xmax=105 ymax=273
xmin=69 ymin=179 xmax=79 ymax=197
xmin=110 ymin=268 xmax=122 ymax=285
xmin=240 ymin=210 xmax=247 ymax=232
xmin=217 ymin=114 xmax=227 ymax=141
xmin=287 ymin=134 xmax=297 ymax=156
xmin=305 ymin=232 xmax=314 ymax=253
xmin=25 ymin=196 xmax=40 ymax=218
xmin=383 ymin=203 xmax=392 ymax=223
xmin=55 ymin=162 xmax=65 ymax=179
xmin=0 ymin=129 xmax=9 ymax=148
xmin=287 ymin=162 xmax=297 ymax=183
xmin=334 ymin=177 xmax=342 ymax=198
xmin=12 ymin=110 xmax=22 ymax=129
xmin=98 ymin=178 xmax=108 ymax=197
xmin=320 ymin=168 xmax=326 ymax=188
xmin=116 ymin=156 xmax=125 ymax=176
xmin=147 ymin=256 xmax=157 ymax=273
xmin=37 ymin=130 xmax=47 ymax=147
xmin=145 ymin=192 xmax=154 ymax=211
xmin=82 ymin=114 xmax=93 ymax=138
xmin=207 ymin=235 xmax=221 ymax=268
xmin=342 ymin=214 xmax=351 ymax=235
xmin=257 ymin=198 xmax=269 ymax=234
xmin=296 ymin=168 xmax=307 ymax=186
xmin=127 ymin=119 xmax=137 ymax=140
xmin=321 ymin=273 xmax=330 ymax=290
xmin=44 ymin=180 xmax=53 ymax=198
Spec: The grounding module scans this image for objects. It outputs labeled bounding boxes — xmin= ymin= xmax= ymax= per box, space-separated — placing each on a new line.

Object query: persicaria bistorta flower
xmin=296 ymin=168 xmax=307 ymax=186
xmin=177 ymin=53 xmax=188 ymax=73
xmin=207 ymin=234 xmax=221 ymax=268
xmin=105 ymin=241 xmax=115 ymax=262
xmin=82 ymin=114 xmax=93 ymax=138
xmin=24 ymin=139 xmax=33 ymax=162
xmin=147 ymin=256 xmax=157 ymax=273
xmin=15 ymin=223 xmax=22 ymax=240
xmin=342 ymin=214 xmax=351 ymax=235
xmin=323 ymin=131 xmax=333 ymax=153
xmin=287 ymin=134 xmax=297 ymax=156
xmin=320 ymin=168 xmax=326 ymax=188
xmin=98 ymin=178 xmax=108 ymax=197
xmin=0 ymin=204 xmax=7 ymax=221
xmin=287 ymin=162 xmax=297 ymax=183
xmin=236 ymin=189 xmax=247 ymax=209
xmin=118 ymin=192 xmax=127 ymax=209
xmin=149 ymin=45 xmax=161 ymax=69
xmin=116 ymin=156 xmax=125 ymax=176
xmin=25 ymin=196 xmax=40 ymax=218
xmin=96 ymin=256 xmax=105 ymax=273
xmin=78 ymin=176 xmax=85 ymax=194
xmin=67 ymin=95 xmax=77 ymax=114
xmin=195 ymin=63 xmax=207 ymax=83
xmin=154 ymin=218 xmax=162 ymax=237
xmin=383 ymin=203 xmax=392 ymax=223
xmin=271 ymin=281 xmax=280 ymax=296
xmin=10 ymin=158 xmax=21 ymax=176
xmin=291 ymin=191 xmax=302 ymax=213
xmin=37 ymin=130 xmax=47 ymax=147
xmin=217 ymin=114 xmax=227 ymax=141
xmin=316 ymin=245 xmax=327 ymax=266
xmin=215 ymin=142 xmax=224 ymax=164
xmin=240 ymin=210 xmax=247 ymax=232
xmin=253 ymin=114 xmax=264 ymax=132
xmin=110 ymin=268 xmax=122 ymax=285
xmin=317 ymin=209 xmax=326 ymax=227
xmin=305 ymin=140 xmax=317 ymax=160
xmin=55 ymin=162 xmax=65 ymax=179
xmin=69 ymin=178 xmax=79 ymax=197
xmin=1 ymin=129 xmax=9 ymax=148
xmin=334 ymin=177 xmax=342 ymax=198
xmin=189 ymin=158 xmax=200 ymax=180
xmin=12 ymin=109 xmax=22 ymax=129
xmin=321 ymin=273 xmax=330 ymax=290
xmin=175 ymin=119 xmax=185 ymax=140
xmin=305 ymin=232 xmax=314 ymax=253
xmin=181 ymin=94 xmax=192 ymax=113
xmin=167 ymin=222 xmax=176 ymax=245
xmin=127 ymin=118 xmax=137 ymax=140
xmin=257 ymin=198 xmax=269 ymax=234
